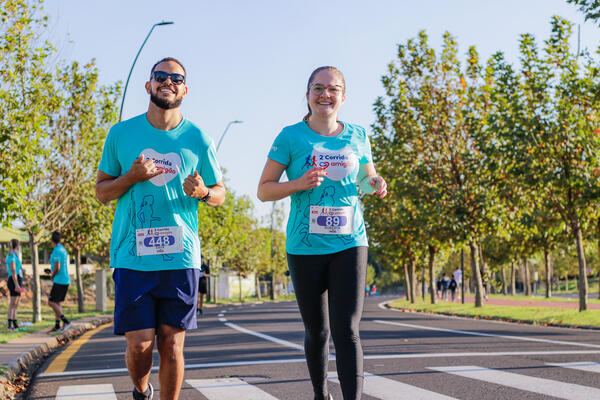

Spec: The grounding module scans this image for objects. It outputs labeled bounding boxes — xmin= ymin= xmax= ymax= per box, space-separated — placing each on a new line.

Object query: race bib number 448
xmin=136 ymin=226 xmax=184 ymax=256
xmin=309 ymin=206 xmax=354 ymax=235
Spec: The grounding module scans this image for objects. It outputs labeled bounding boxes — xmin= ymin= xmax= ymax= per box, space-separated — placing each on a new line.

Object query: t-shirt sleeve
xmin=197 ymin=141 xmax=222 ymax=187
xmin=359 ymin=126 xmax=373 ymax=164
xmin=267 ymin=130 xmax=290 ymax=166
xmin=98 ymin=127 xmax=121 ymax=177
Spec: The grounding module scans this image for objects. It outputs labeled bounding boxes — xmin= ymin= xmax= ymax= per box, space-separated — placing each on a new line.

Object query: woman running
xmin=258 ymin=66 xmax=387 ymax=400
xmin=6 ymin=239 xmax=23 ymax=331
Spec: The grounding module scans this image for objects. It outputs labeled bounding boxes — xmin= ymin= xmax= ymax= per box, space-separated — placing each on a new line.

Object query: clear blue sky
xmin=44 ymin=0 xmax=596 ymax=225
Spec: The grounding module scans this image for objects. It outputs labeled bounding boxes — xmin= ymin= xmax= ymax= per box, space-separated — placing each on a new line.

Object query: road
xmin=26 ymin=296 xmax=600 ymax=399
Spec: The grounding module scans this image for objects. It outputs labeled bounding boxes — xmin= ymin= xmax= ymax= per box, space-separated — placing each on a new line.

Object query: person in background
xmin=6 ymin=239 xmax=23 ymax=330
xmin=48 ymin=231 xmax=71 ymax=333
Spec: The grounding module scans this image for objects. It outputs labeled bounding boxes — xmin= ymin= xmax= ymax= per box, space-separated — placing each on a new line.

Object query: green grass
xmin=207 ymin=293 xmax=296 ymax=305
xmin=0 ymin=301 xmax=113 ymax=344
xmin=485 ymin=293 xmax=600 ymax=303
xmin=388 ymin=298 xmax=600 ymax=328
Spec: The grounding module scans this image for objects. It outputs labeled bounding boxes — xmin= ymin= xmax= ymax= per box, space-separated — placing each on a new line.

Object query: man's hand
xmin=184 ymin=171 xmax=209 ymax=198
xmin=126 ymin=154 xmax=163 ymax=183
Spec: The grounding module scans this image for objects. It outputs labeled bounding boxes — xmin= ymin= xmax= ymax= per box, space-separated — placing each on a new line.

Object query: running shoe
xmin=132 ymin=382 xmax=153 ymax=400
xmin=48 ymin=326 xmax=60 ymax=334
xmin=61 ymin=322 xmax=72 ymax=332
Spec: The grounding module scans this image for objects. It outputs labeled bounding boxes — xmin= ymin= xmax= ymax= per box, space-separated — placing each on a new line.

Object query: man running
xmin=48 ymin=231 xmax=71 ymax=333
xmin=96 ymin=57 xmax=226 ymax=400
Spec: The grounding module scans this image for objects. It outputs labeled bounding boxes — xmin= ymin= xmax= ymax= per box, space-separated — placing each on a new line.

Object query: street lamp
xmin=119 ymin=21 xmax=174 ymax=121
xmin=216 ymin=120 xmax=243 ymax=152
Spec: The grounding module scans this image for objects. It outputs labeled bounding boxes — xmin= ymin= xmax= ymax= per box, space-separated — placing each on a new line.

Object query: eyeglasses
xmin=151 ymin=71 xmax=186 ymax=85
xmin=309 ymin=84 xmax=343 ymax=96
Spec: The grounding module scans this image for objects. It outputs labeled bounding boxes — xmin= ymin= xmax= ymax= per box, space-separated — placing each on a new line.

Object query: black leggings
xmin=288 ymin=246 xmax=368 ymax=400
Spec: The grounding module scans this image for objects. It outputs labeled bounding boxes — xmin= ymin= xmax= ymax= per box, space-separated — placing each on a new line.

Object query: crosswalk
xmin=51 ymin=362 xmax=600 ymax=399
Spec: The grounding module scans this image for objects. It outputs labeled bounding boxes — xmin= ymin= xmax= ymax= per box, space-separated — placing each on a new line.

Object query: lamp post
xmin=119 ymin=21 xmax=174 ymax=121
xmin=216 ymin=120 xmax=243 ymax=152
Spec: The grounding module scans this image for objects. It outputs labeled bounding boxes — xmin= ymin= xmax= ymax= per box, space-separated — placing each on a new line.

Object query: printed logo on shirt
xmin=141 ymin=148 xmax=182 ymax=187
xmin=307 ymin=146 xmax=357 ymax=181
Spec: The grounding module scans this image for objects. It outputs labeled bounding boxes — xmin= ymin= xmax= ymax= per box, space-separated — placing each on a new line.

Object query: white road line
xmin=429 ymin=365 xmax=600 ymax=399
xmin=56 ymin=384 xmax=117 ymax=400
xmin=548 ymin=361 xmax=600 ymax=373
xmin=186 ymin=378 xmax=279 ymax=399
xmin=374 ymin=319 xmax=600 ymax=348
xmin=328 ymin=371 xmax=457 ymax=400
xmin=218 ymin=318 xmax=226 ymax=322
xmin=224 ymin=322 xmax=304 ymax=351
xmin=38 ymin=350 xmax=600 ymax=378
xmin=218 ymin=313 xmax=225 ymax=317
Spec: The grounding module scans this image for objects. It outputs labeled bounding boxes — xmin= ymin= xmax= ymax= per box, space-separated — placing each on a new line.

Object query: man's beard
xmin=150 ymin=89 xmax=183 ymax=110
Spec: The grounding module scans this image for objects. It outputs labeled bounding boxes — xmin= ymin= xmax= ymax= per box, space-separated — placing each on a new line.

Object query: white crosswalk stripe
xmin=55 ymin=384 xmax=117 ymax=399
xmin=548 ymin=361 xmax=600 ymax=374
xmin=186 ymin=378 xmax=279 ymax=400
xmin=429 ymin=365 xmax=600 ymax=399
xmin=327 ymin=371 xmax=457 ymax=400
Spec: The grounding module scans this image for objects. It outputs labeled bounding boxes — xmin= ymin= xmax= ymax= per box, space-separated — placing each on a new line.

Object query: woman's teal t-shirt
xmin=268 ymin=121 xmax=372 ymax=255
xmin=5 ymin=251 xmax=22 ymax=278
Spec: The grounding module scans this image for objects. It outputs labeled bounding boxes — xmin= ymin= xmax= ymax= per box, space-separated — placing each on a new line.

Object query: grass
xmin=207 ymin=293 xmax=296 ymax=305
xmin=388 ymin=298 xmax=600 ymax=328
xmin=0 ymin=300 xmax=113 ymax=344
xmin=484 ymin=293 xmax=600 ymax=303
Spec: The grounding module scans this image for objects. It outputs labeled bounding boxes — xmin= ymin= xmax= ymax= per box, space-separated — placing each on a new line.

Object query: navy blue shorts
xmin=113 ymin=268 xmax=200 ymax=335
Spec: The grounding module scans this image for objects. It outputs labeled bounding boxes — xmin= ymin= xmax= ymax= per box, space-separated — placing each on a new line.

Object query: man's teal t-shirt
xmin=50 ymin=244 xmax=70 ymax=285
xmin=268 ymin=121 xmax=372 ymax=255
xmin=98 ymin=114 xmax=222 ymax=271
xmin=5 ymin=251 xmax=22 ymax=278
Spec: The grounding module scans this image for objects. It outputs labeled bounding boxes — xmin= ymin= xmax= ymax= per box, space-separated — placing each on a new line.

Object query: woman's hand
xmin=368 ymin=176 xmax=387 ymax=199
xmin=295 ymin=168 xmax=328 ymax=191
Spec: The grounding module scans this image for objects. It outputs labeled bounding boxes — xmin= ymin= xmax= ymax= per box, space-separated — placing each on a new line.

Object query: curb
xmin=0 ymin=315 xmax=113 ymax=399
xmin=382 ymin=301 xmax=600 ymax=331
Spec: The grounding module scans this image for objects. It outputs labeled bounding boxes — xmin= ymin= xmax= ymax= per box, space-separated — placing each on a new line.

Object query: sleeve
xmin=267 ymin=130 xmax=291 ymax=166
xmin=359 ymin=126 xmax=373 ymax=164
xmin=197 ymin=140 xmax=222 ymax=187
xmin=98 ymin=126 xmax=121 ymax=177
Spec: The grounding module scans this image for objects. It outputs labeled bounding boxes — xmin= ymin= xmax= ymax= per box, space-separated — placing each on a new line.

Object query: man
xmin=197 ymin=256 xmax=210 ymax=315
xmin=48 ymin=231 xmax=71 ymax=333
xmin=96 ymin=57 xmax=225 ymax=400
xmin=453 ymin=267 xmax=463 ymax=300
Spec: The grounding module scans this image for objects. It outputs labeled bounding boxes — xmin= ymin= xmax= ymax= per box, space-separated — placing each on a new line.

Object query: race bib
xmin=136 ymin=226 xmax=184 ymax=256
xmin=309 ymin=206 xmax=354 ymax=235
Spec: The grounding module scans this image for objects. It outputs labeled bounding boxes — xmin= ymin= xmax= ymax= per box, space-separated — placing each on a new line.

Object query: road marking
xmin=56 ymin=384 xmax=116 ymax=399
xmin=224 ymin=321 xmax=304 ymax=351
xmin=374 ymin=319 xmax=600 ymax=348
xmin=218 ymin=318 xmax=226 ymax=322
xmin=38 ymin=350 xmax=600 ymax=378
xmin=328 ymin=371 xmax=457 ymax=400
xmin=548 ymin=361 xmax=600 ymax=373
xmin=187 ymin=378 xmax=278 ymax=399
xmin=218 ymin=313 xmax=225 ymax=317
xmin=44 ymin=323 xmax=113 ymax=374
xmin=429 ymin=365 xmax=600 ymax=399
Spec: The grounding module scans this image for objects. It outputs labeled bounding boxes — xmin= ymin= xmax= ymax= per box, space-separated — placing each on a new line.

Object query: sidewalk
xmin=0 ymin=314 xmax=113 ymax=399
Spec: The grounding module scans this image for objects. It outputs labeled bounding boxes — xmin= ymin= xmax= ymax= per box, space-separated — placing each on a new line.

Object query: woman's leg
xmin=328 ymin=246 xmax=368 ymax=400
xmin=288 ymin=253 xmax=331 ymax=400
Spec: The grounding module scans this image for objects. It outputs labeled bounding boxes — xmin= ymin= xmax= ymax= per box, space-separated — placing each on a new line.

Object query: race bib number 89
xmin=136 ymin=226 xmax=184 ymax=256
xmin=309 ymin=206 xmax=354 ymax=235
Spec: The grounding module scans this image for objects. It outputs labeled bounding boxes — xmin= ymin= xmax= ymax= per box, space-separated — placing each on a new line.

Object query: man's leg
xmin=156 ymin=324 xmax=186 ymax=400
xmin=125 ymin=328 xmax=155 ymax=394
xmin=198 ymin=293 xmax=204 ymax=310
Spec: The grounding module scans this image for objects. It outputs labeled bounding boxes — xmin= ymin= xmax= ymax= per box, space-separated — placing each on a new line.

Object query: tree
xmin=567 ymin=0 xmax=600 ymax=24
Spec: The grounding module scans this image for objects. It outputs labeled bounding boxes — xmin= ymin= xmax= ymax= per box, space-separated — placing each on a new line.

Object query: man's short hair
xmin=150 ymin=57 xmax=187 ymax=78
xmin=51 ymin=231 xmax=61 ymax=244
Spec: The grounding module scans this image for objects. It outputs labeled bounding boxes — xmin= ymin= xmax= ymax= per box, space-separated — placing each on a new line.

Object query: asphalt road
xmin=26 ymin=296 xmax=600 ymax=399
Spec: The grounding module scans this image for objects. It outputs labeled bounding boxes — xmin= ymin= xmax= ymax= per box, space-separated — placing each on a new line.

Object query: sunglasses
xmin=151 ymin=71 xmax=185 ymax=85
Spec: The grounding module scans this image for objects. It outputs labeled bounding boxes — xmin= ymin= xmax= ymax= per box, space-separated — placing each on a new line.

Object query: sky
xmin=43 ymin=0 xmax=597 ymax=227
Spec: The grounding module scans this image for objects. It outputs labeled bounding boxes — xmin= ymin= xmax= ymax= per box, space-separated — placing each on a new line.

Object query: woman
xmin=258 ymin=66 xmax=387 ymax=400
xmin=5 ymin=239 xmax=23 ymax=331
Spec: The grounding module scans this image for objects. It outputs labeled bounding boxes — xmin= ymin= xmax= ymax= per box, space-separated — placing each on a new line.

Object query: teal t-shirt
xmin=50 ymin=244 xmax=70 ymax=285
xmin=268 ymin=121 xmax=372 ymax=255
xmin=98 ymin=113 xmax=222 ymax=271
xmin=5 ymin=251 xmax=22 ymax=278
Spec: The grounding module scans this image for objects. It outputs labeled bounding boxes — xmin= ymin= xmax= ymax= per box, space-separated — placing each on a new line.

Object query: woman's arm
xmin=357 ymin=162 xmax=387 ymax=199
xmin=257 ymin=159 xmax=327 ymax=202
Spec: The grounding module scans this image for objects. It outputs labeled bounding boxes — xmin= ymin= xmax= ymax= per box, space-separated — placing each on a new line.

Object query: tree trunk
xmin=469 ymin=241 xmax=485 ymax=307
xmin=428 ymin=245 xmax=436 ymax=304
xmin=523 ymin=258 xmax=531 ymax=296
xmin=255 ymin=274 xmax=261 ymax=300
xmin=29 ymin=235 xmax=42 ymax=323
xmin=501 ymin=265 xmax=507 ymax=295
xmin=543 ymin=248 xmax=552 ymax=299
xmin=571 ymin=217 xmax=588 ymax=311
xmin=510 ymin=261 xmax=516 ymax=295
xmin=75 ymin=248 xmax=85 ymax=312
xmin=403 ymin=262 xmax=411 ymax=301
xmin=239 ymin=272 xmax=243 ymax=302
xmin=565 ymin=272 xmax=569 ymax=292
xmin=408 ymin=256 xmax=416 ymax=304
xmin=270 ymin=272 xmax=276 ymax=300
xmin=421 ymin=260 xmax=426 ymax=301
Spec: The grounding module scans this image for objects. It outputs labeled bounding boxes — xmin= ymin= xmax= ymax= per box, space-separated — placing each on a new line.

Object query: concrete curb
xmin=382 ymin=301 xmax=600 ymax=331
xmin=0 ymin=315 xmax=113 ymax=399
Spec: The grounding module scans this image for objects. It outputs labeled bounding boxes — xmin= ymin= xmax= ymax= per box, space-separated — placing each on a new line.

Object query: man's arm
xmin=51 ymin=261 xmax=60 ymax=280
xmin=183 ymin=171 xmax=226 ymax=206
xmin=95 ymin=154 xmax=162 ymax=204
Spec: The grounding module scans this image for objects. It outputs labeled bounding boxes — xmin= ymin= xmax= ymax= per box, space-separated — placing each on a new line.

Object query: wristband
xmin=200 ymin=188 xmax=211 ymax=203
